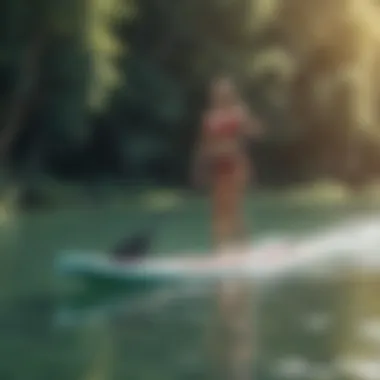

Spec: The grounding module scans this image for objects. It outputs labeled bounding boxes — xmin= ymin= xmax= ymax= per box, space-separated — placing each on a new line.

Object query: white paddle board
xmin=56 ymin=215 xmax=380 ymax=286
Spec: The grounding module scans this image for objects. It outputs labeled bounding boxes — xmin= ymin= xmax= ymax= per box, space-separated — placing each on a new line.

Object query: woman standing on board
xmin=193 ymin=76 xmax=262 ymax=253
xmin=193 ymin=76 xmax=262 ymax=379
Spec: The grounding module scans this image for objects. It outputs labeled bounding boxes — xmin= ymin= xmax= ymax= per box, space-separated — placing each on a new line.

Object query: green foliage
xmin=31 ymin=0 xmax=136 ymax=111
xmin=85 ymin=0 xmax=137 ymax=111
xmin=0 ymin=0 xmax=136 ymax=152
xmin=1 ymin=0 xmax=380 ymax=187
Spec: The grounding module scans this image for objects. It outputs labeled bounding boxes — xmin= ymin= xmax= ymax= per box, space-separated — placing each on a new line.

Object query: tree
xmin=0 ymin=0 xmax=135 ymax=173
xmin=275 ymin=0 xmax=380 ymax=182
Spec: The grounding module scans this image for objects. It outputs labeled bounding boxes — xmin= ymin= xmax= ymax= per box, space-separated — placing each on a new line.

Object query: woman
xmin=193 ymin=77 xmax=263 ymax=379
xmin=193 ymin=76 xmax=262 ymax=253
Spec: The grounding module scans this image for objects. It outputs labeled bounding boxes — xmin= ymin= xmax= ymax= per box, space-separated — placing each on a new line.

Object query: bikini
xmin=206 ymin=113 xmax=241 ymax=176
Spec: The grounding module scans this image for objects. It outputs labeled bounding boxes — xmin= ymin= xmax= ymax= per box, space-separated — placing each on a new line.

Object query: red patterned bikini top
xmin=205 ymin=110 xmax=241 ymax=139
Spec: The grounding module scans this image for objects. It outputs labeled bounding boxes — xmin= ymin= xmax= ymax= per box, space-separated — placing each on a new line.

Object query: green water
xmin=0 ymin=197 xmax=379 ymax=380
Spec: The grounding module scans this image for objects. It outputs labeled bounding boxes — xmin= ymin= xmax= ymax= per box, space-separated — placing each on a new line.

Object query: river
xmin=0 ymin=197 xmax=379 ymax=380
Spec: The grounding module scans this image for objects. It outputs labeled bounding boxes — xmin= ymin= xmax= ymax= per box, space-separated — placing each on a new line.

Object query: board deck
xmin=56 ymin=216 xmax=380 ymax=286
xmin=57 ymin=239 xmax=291 ymax=280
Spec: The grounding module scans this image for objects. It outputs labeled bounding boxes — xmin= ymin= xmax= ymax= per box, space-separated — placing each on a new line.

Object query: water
xmin=0 ymin=197 xmax=379 ymax=380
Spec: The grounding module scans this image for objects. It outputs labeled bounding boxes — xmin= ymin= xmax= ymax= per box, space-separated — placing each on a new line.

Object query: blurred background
xmin=0 ymin=0 xmax=380 ymax=379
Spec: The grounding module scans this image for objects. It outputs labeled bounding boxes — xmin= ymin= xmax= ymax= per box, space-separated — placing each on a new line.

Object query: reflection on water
xmin=0 ymin=204 xmax=379 ymax=380
xmin=336 ymin=271 xmax=380 ymax=380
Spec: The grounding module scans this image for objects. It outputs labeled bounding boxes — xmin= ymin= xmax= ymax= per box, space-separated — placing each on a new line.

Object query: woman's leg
xmin=210 ymin=162 xmax=254 ymax=379
xmin=210 ymin=174 xmax=236 ymax=377
xmin=212 ymin=173 xmax=237 ymax=252
xmin=227 ymin=158 xmax=248 ymax=249
xmin=227 ymin=159 xmax=254 ymax=380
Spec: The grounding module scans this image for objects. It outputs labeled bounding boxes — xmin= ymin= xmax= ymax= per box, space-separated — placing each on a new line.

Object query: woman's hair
xmin=211 ymin=76 xmax=236 ymax=92
xmin=211 ymin=73 xmax=234 ymax=86
xmin=209 ymin=75 xmax=242 ymax=107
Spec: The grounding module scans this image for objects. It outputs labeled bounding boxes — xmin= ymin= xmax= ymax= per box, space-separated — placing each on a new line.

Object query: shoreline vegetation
xmin=1 ymin=179 xmax=380 ymax=219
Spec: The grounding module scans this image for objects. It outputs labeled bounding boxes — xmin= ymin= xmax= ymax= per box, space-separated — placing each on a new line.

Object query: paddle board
xmin=56 ymin=215 xmax=380 ymax=287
